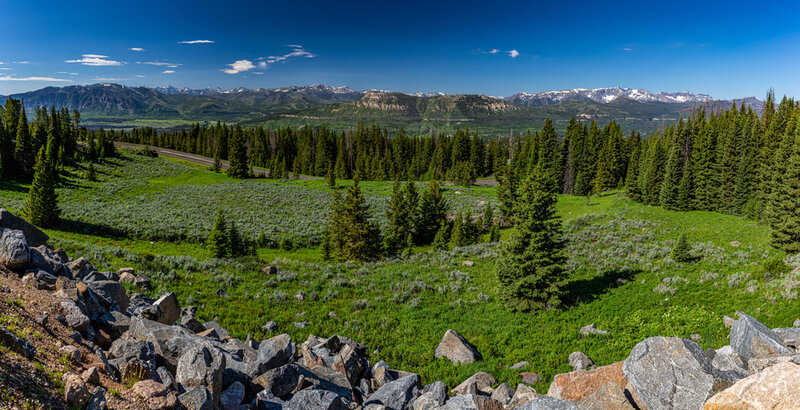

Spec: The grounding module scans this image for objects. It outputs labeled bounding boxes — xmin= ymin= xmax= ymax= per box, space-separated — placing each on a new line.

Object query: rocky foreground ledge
xmin=2 ymin=209 xmax=800 ymax=409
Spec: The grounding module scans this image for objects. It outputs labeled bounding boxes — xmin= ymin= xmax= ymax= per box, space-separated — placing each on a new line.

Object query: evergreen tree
xmin=23 ymin=141 xmax=60 ymax=227
xmin=329 ymin=176 xmax=383 ymax=261
xmin=537 ymin=119 xmax=561 ymax=193
xmin=385 ymin=179 xmax=414 ymax=255
xmin=624 ymin=135 xmax=642 ymax=201
xmin=321 ymin=227 xmax=332 ymax=261
xmin=414 ymin=180 xmax=448 ymax=244
xmin=769 ymin=125 xmax=800 ymax=252
xmin=207 ymin=210 xmax=230 ymax=258
xmin=326 ymin=166 xmax=336 ymax=189
xmin=659 ymin=141 xmax=683 ymax=210
xmin=497 ymin=165 xmax=518 ymax=223
xmin=489 ymin=224 xmax=500 ymax=242
xmin=432 ymin=222 xmax=450 ymax=251
xmin=14 ymin=106 xmax=34 ymax=178
xmin=671 ymin=234 xmax=691 ymax=262
xmin=449 ymin=213 xmax=464 ymax=249
xmin=496 ymin=170 xmax=567 ymax=311
xmin=227 ymin=124 xmax=250 ymax=178
xmin=86 ymin=162 xmax=97 ymax=182
xmin=482 ymin=203 xmax=494 ymax=230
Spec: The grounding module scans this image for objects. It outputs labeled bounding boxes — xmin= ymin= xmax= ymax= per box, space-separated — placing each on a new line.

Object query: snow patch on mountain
xmin=506 ymin=87 xmax=716 ymax=106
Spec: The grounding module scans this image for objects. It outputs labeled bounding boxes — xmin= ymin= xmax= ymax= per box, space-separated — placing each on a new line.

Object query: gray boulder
xmin=439 ymin=394 xmax=504 ymax=409
xmin=176 ymin=344 xmax=226 ymax=403
xmin=204 ymin=320 xmax=230 ymax=339
xmin=0 ymin=229 xmax=29 ymax=270
xmin=153 ymin=292 xmax=181 ymax=325
xmin=622 ymin=337 xmax=742 ymax=410
xmin=568 ymin=351 xmax=593 ymax=371
xmin=61 ymin=300 xmax=90 ymax=332
xmin=434 ymin=329 xmax=481 ymax=365
xmin=128 ymin=316 xmax=197 ymax=371
xmin=257 ymin=333 xmax=296 ymax=370
xmin=515 ymin=396 xmax=578 ymax=409
xmin=364 ymin=374 xmax=421 ymax=410
xmin=490 ymin=382 xmax=514 ymax=405
xmin=709 ymin=345 xmax=749 ymax=378
xmin=0 ymin=326 xmax=36 ymax=358
xmin=0 ymin=209 xmax=49 ymax=246
xmin=220 ymin=381 xmax=245 ymax=410
xmin=87 ymin=280 xmax=129 ymax=312
xmin=254 ymin=363 xmax=301 ymax=398
xmin=774 ymin=327 xmax=800 ymax=349
xmin=96 ymin=311 xmax=130 ymax=339
xmin=108 ymin=338 xmax=157 ymax=372
xmin=252 ymin=389 xmax=284 ymax=409
xmin=730 ymin=314 xmax=791 ymax=360
xmin=284 ymin=389 xmax=350 ymax=410
xmin=86 ymin=386 xmax=108 ymax=410
xmin=178 ymin=386 xmax=214 ymax=410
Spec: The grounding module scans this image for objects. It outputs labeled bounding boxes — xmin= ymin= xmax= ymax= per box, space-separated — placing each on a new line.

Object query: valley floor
xmin=0 ymin=151 xmax=795 ymax=392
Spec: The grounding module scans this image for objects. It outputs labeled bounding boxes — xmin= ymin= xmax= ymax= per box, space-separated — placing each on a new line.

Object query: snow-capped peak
xmin=505 ymin=87 xmax=715 ymax=106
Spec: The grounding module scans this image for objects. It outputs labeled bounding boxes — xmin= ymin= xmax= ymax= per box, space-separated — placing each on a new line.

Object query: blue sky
xmin=1 ymin=0 xmax=799 ymax=99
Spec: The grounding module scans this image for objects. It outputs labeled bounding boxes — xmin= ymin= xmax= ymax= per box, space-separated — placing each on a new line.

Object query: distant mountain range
xmin=0 ymin=83 xmax=762 ymax=134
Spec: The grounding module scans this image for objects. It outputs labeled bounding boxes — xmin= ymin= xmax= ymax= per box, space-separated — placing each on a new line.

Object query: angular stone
xmin=438 ymin=394 xmax=504 ymax=409
xmin=254 ymin=363 xmax=301 ymax=398
xmin=178 ymin=386 xmax=214 ymax=410
xmin=452 ymin=371 xmax=494 ymax=396
xmin=0 ymin=326 xmax=36 ymax=358
xmin=520 ymin=372 xmax=542 ymax=385
xmin=730 ymin=313 xmax=790 ymax=360
xmin=515 ymin=396 xmax=578 ymax=409
xmin=331 ymin=343 xmax=366 ymax=385
xmin=412 ymin=381 xmax=448 ymax=409
xmin=576 ymin=382 xmax=633 ymax=410
xmin=86 ymin=386 xmax=108 ymax=410
xmin=490 ymin=382 xmax=514 ymax=405
xmin=156 ymin=366 xmax=178 ymax=391
xmin=63 ymin=373 xmax=91 ymax=408
xmin=746 ymin=352 xmax=800 ymax=373
xmin=283 ymin=389 xmax=350 ymax=410
xmin=128 ymin=316 xmax=197 ymax=370
xmin=434 ymin=329 xmax=481 ymax=365
xmin=60 ymin=345 xmax=81 ymax=363
xmin=568 ymin=351 xmax=593 ymax=371
xmin=220 ymin=380 xmax=245 ymax=410
xmin=252 ymin=389 xmax=285 ymax=409
xmin=773 ymin=327 xmax=800 ymax=349
xmin=132 ymin=380 xmax=177 ymax=410
xmin=176 ymin=344 xmax=226 ymax=403
xmin=507 ymin=383 xmax=541 ymax=408
xmin=96 ymin=311 xmax=130 ymax=339
xmin=108 ymin=338 xmax=157 ymax=372
xmin=257 ymin=333 xmax=295 ymax=371
xmin=580 ymin=324 xmax=609 ymax=336
xmin=82 ymin=367 xmax=100 ymax=385
xmin=0 ymin=209 xmax=49 ymax=246
xmin=547 ymin=361 xmax=627 ymax=402
xmin=87 ymin=280 xmax=129 ymax=312
xmin=153 ymin=292 xmax=181 ymax=325
xmin=622 ymin=337 xmax=743 ymax=410
xmin=203 ymin=320 xmax=230 ymax=339
xmin=510 ymin=361 xmax=530 ymax=369
xmin=0 ymin=229 xmax=29 ymax=270
xmin=364 ymin=374 xmax=421 ymax=409
xmin=708 ymin=345 xmax=749 ymax=377
xmin=704 ymin=362 xmax=800 ymax=409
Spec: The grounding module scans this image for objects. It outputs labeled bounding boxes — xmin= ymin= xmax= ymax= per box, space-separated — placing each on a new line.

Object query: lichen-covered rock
xmin=257 ymin=333 xmax=296 ymax=371
xmin=254 ymin=363 xmax=301 ymax=398
xmin=514 ymin=396 xmax=578 ymax=409
xmin=548 ymin=361 xmax=628 ymax=402
xmin=176 ymin=345 xmax=226 ymax=404
xmin=576 ymin=382 xmax=633 ymax=410
xmin=364 ymin=374 xmax=421 ymax=410
xmin=132 ymin=380 xmax=177 ymax=409
xmin=283 ymin=389 xmax=350 ymax=410
xmin=703 ymin=362 xmax=800 ymax=409
xmin=438 ymin=394 xmax=504 ymax=409
xmin=730 ymin=313 xmax=791 ymax=360
xmin=452 ymin=372 xmax=494 ymax=396
xmin=178 ymin=386 xmax=214 ymax=410
xmin=0 ymin=229 xmax=29 ymax=270
xmin=87 ymin=280 xmax=130 ymax=312
xmin=490 ymin=382 xmax=514 ymax=405
xmin=623 ymin=337 xmax=742 ymax=410
xmin=507 ymin=383 xmax=541 ymax=408
xmin=63 ymin=373 xmax=91 ymax=408
xmin=434 ymin=329 xmax=482 ymax=365
xmin=568 ymin=351 xmax=593 ymax=371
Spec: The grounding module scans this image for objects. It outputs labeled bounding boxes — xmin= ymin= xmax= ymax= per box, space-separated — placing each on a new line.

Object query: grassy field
xmin=1 ymin=152 xmax=796 ymax=393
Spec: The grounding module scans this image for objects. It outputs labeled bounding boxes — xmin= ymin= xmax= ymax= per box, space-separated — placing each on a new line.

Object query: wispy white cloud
xmin=257 ymin=45 xmax=316 ymax=67
xmin=13 ymin=61 xmax=30 ymax=64
xmin=0 ymin=68 xmax=11 ymax=71
xmin=94 ymin=77 xmax=127 ymax=81
xmin=222 ymin=59 xmax=255 ymax=74
xmin=139 ymin=61 xmax=182 ymax=67
xmin=253 ymin=71 xmax=264 ymax=75
xmin=0 ymin=75 xmax=72 ymax=82
xmin=489 ymin=49 xmax=499 ymax=54
xmin=135 ymin=75 xmax=146 ymax=78
xmin=179 ymin=40 xmax=214 ymax=44
xmin=162 ymin=70 xmax=175 ymax=74
xmin=66 ymin=54 xmax=124 ymax=66
xmin=508 ymin=49 xmax=519 ymax=58
xmin=57 ymin=72 xmax=80 ymax=75
xmin=129 ymin=47 xmax=145 ymax=52
xmin=623 ymin=47 xmax=633 ymax=51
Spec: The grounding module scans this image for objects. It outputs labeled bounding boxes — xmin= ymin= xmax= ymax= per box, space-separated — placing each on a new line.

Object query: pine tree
xmin=624 ymin=135 xmax=642 ymax=201
xmin=414 ymin=180 xmax=448 ymax=244
xmin=14 ymin=106 xmax=34 ymax=178
xmin=769 ymin=124 xmax=800 ymax=252
xmin=86 ymin=162 xmax=97 ymax=182
xmin=489 ymin=224 xmax=500 ymax=243
xmin=208 ymin=210 xmax=230 ymax=258
xmin=432 ymin=223 xmax=450 ymax=251
xmin=23 ymin=141 xmax=60 ymax=227
xmin=229 ymin=221 xmax=243 ymax=257
xmin=497 ymin=165 xmax=518 ymax=223
xmin=496 ymin=170 xmax=567 ymax=311
xmin=482 ymin=203 xmax=494 ymax=230
xmin=385 ymin=179 xmax=412 ymax=255
xmin=537 ymin=119 xmax=561 ymax=193
xmin=321 ymin=227 xmax=332 ymax=261
xmin=227 ymin=124 xmax=250 ymax=178
xmin=659 ymin=141 xmax=683 ymax=210
xmin=671 ymin=234 xmax=691 ymax=262
xmin=330 ymin=176 xmax=383 ymax=261
xmin=449 ymin=213 xmax=463 ymax=249
xmin=325 ymin=166 xmax=336 ymax=189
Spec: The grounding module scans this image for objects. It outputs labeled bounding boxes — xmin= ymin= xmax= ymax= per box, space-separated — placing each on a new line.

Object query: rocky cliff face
xmin=1 ymin=208 xmax=798 ymax=409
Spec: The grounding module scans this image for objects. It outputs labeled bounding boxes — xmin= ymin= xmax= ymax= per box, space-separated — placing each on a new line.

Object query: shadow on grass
xmin=0 ymin=180 xmax=30 ymax=194
xmin=55 ymin=218 xmax=128 ymax=240
xmin=562 ymin=268 xmax=641 ymax=306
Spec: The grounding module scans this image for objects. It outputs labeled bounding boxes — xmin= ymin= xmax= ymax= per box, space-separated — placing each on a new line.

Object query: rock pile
xmin=3 ymin=208 xmax=800 ymax=409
